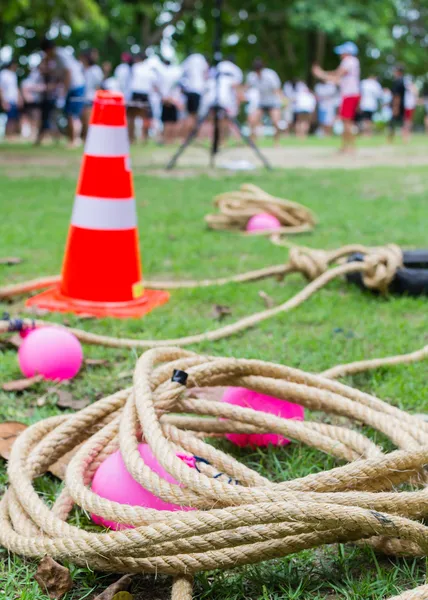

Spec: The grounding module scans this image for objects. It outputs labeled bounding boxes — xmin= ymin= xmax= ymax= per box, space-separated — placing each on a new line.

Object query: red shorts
xmin=339 ymin=95 xmax=360 ymax=120
xmin=404 ymin=108 xmax=414 ymax=121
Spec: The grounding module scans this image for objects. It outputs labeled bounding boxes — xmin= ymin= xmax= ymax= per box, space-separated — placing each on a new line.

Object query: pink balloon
xmin=91 ymin=443 xmax=194 ymax=530
xmin=246 ymin=213 xmax=282 ymax=233
xmin=222 ymin=387 xmax=304 ymax=447
xmin=18 ymin=327 xmax=83 ymax=381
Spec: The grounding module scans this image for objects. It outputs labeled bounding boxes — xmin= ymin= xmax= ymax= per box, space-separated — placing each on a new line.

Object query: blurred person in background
xmin=40 ymin=38 xmax=85 ymax=146
xmin=21 ymin=66 xmax=44 ymax=139
xmin=282 ymin=80 xmax=296 ymax=133
xmin=246 ymin=58 xmax=282 ymax=144
xmin=294 ymin=81 xmax=316 ymax=138
xmin=157 ymin=58 xmax=183 ymax=144
xmin=381 ymin=86 xmax=393 ymax=123
xmin=314 ymin=81 xmax=337 ymax=136
xmin=313 ymin=41 xmax=360 ymax=153
xmin=201 ymin=56 xmax=243 ymax=142
xmin=403 ymin=76 xmax=418 ymax=142
xmin=80 ymin=50 xmax=103 ymax=139
xmin=180 ymin=52 xmax=208 ymax=134
xmin=0 ymin=60 xmax=22 ymax=138
xmin=114 ymin=52 xmax=133 ymax=101
xmin=34 ymin=56 xmax=59 ymax=146
xmin=101 ymin=61 xmax=120 ymax=91
xmin=359 ymin=74 xmax=382 ymax=135
xmin=388 ymin=64 xmax=406 ymax=143
xmin=422 ymin=82 xmax=428 ymax=134
xmin=127 ymin=52 xmax=158 ymax=142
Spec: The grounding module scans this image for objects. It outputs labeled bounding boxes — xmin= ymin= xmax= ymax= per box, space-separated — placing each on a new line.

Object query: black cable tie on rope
xmin=193 ymin=456 xmax=210 ymax=473
xmin=171 ymin=369 xmax=189 ymax=385
xmin=8 ymin=318 xmax=24 ymax=332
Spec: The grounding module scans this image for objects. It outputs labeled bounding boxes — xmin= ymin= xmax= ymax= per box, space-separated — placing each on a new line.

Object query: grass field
xmin=0 ymin=138 xmax=428 ymax=599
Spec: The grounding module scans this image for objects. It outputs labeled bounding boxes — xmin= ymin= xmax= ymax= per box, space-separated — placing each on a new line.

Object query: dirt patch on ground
xmin=139 ymin=143 xmax=428 ymax=171
xmin=1 ymin=140 xmax=428 ymax=178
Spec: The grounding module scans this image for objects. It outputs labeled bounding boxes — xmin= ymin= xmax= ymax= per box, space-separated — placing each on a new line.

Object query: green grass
xmin=0 ymin=139 xmax=428 ymax=599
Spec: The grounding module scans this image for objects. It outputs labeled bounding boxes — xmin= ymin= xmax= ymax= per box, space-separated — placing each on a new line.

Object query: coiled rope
xmin=2 ymin=347 xmax=428 ymax=600
xmin=0 ymin=243 xmax=408 ymax=348
xmin=205 ymin=183 xmax=316 ymax=235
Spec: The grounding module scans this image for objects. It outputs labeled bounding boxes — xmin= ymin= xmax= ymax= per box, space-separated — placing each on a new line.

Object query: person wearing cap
xmin=312 ymin=41 xmax=360 ymax=153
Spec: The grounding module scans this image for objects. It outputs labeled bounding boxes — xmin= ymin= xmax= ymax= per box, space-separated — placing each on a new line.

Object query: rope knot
xmin=362 ymin=244 xmax=403 ymax=294
xmin=288 ymin=247 xmax=329 ymax=280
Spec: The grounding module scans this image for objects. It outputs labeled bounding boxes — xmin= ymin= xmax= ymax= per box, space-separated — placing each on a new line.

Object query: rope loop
xmin=288 ymin=247 xmax=330 ymax=280
xmin=1 ymin=347 xmax=428 ymax=600
xmin=206 ymin=184 xmax=316 ymax=235
xmin=362 ymin=244 xmax=403 ymax=294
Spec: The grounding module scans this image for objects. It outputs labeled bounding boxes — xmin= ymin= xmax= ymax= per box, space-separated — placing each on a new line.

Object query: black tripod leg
xmin=210 ymin=106 xmax=221 ymax=168
xmin=166 ymin=112 xmax=210 ymax=170
xmin=228 ymin=116 xmax=273 ymax=170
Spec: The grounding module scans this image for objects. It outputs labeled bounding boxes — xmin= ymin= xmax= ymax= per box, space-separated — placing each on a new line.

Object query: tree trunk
xmin=315 ymin=30 xmax=326 ymax=66
xmin=140 ymin=12 xmax=151 ymax=51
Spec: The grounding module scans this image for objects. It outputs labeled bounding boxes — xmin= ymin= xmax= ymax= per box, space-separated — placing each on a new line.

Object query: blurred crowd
xmin=0 ymin=37 xmax=427 ymax=150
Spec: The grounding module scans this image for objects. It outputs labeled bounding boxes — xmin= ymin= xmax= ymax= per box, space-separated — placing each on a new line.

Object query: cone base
xmin=26 ymin=286 xmax=170 ymax=319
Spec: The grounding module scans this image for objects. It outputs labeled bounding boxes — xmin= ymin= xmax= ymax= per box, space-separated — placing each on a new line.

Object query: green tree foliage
xmin=0 ymin=0 xmax=427 ymax=82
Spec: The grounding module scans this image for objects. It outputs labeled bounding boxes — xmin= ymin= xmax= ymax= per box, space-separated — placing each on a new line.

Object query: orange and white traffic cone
xmin=26 ymin=90 xmax=169 ymax=318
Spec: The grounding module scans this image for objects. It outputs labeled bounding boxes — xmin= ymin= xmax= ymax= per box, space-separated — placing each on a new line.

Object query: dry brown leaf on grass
xmin=211 ymin=304 xmax=232 ymax=321
xmin=2 ymin=374 xmax=43 ymax=392
xmin=48 ymin=446 xmax=81 ymax=479
xmin=0 ymin=256 xmax=22 ymax=265
xmin=0 ymin=421 xmax=28 ymax=459
xmin=34 ymin=557 xmax=73 ymax=599
xmin=50 ymin=388 xmax=91 ymax=410
xmin=93 ymin=575 xmax=133 ymax=600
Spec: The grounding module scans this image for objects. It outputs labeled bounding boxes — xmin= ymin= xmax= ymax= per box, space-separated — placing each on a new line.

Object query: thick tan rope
xmin=1 ymin=346 xmax=428 ymax=600
xmin=205 ymin=184 xmax=316 ymax=235
xmin=0 ymin=244 xmax=405 ymax=350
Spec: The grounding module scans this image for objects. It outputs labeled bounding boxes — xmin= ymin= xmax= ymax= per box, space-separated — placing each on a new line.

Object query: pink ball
xmin=18 ymin=327 xmax=83 ymax=381
xmin=91 ymin=443 xmax=194 ymax=530
xmin=246 ymin=213 xmax=282 ymax=233
xmin=222 ymin=387 xmax=304 ymax=448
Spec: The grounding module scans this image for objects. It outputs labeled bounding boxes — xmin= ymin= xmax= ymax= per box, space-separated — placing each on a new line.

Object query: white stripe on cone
xmin=85 ymin=125 xmax=129 ymax=157
xmin=71 ymin=195 xmax=137 ymax=230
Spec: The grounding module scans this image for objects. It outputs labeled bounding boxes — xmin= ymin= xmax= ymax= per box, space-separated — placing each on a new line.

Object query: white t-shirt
xmin=294 ymin=82 xmax=316 ymax=113
xmin=246 ymin=68 xmax=281 ymax=106
xmin=21 ymin=69 xmax=43 ymax=103
xmin=114 ymin=63 xmax=132 ymax=99
xmin=55 ymin=48 xmax=85 ymax=89
xmin=339 ymin=55 xmax=360 ymax=97
xmin=0 ymin=69 xmax=19 ymax=104
xmin=246 ymin=87 xmax=260 ymax=114
xmin=203 ymin=61 xmax=243 ymax=115
xmin=102 ymin=76 xmax=120 ymax=92
xmin=404 ymin=84 xmax=417 ymax=110
xmin=314 ymin=82 xmax=338 ymax=110
xmin=84 ymin=64 xmax=103 ymax=100
xmin=129 ymin=61 xmax=158 ymax=94
xmin=181 ymin=53 xmax=208 ymax=94
xmin=360 ymin=78 xmax=382 ymax=112
xmin=157 ymin=64 xmax=183 ymax=99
